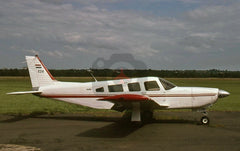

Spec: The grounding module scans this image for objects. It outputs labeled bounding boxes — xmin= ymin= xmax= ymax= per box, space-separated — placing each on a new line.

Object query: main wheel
xmin=201 ymin=116 xmax=210 ymax=125
xmin=141 ymin=111 xmax=154 ymax=123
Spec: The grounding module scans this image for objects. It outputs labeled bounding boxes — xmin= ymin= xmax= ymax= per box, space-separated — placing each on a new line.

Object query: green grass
xmin=0 ymin=77 xmax=92 ymax=115
xmin=0 ymin=77 xmax=239 ymax=115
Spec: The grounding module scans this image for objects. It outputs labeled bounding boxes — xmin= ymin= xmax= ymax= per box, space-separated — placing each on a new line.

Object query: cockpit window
xmin=159 ymin=78 xmax=176 ymax=90
xmin=144 ymin=81 xmax=160 ymax=91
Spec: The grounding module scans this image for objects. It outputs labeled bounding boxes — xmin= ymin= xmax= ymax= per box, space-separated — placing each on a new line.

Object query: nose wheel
xmin=196 ymin=109 xmax=210 ymax=125
xmin=201 ymin=116 xmax=210 ymax=125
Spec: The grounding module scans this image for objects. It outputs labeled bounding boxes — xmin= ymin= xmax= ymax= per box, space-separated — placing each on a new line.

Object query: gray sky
xmin=0 ymin=0 xmax=239 ymax=70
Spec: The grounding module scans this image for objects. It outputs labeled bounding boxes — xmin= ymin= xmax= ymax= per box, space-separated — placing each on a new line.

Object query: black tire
xmin=141 ymin=111 xmax=154 ymax=123
xmin=201 ymin=116 xmax=210 ymax=125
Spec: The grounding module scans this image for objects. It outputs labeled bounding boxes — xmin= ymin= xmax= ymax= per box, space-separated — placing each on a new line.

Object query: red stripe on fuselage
xmin=99 ymin=94 xmax=150 ymax=101
xmin=41 ymin=93 xmax=216 ymax=99
xmin=43 ymin=95 xmax=107 ymax=98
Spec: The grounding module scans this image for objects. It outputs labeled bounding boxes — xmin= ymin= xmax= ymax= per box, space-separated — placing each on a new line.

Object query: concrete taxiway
xmin=0 ymin=112 xmax=239 ymax=151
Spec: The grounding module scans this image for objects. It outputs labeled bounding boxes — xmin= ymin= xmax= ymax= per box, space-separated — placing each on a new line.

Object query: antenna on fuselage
xmin=87 ymin=69 xmax=97 ymax=82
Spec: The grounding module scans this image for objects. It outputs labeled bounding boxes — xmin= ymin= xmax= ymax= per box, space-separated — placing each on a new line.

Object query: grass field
xmin=0 ymin=77 xmax=239 ymax=115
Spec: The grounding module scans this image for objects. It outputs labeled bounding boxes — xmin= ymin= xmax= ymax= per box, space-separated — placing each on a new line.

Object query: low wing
xmin=98 ymin=94 xmax=150 ymax=102
xmin=7 ymin=91 xmax=42 ymax=95
xmin=98 ymin=94 xmax=169 ymax=111
xmin=152 ymin=101 xmax=169 ymax=107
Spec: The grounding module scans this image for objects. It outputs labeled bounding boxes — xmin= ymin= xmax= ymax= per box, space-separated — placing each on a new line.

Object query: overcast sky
xmin=0 ymin=0 xmax=239 ymax=70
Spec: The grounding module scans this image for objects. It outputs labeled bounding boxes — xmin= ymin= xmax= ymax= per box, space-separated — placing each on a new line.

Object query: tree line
xmin=0 ymin=68 xmax=240 ymax=78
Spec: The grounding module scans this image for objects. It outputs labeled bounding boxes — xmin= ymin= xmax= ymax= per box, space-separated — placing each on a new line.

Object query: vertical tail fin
xmin=26 ymin=55 xmax=56 ymax=89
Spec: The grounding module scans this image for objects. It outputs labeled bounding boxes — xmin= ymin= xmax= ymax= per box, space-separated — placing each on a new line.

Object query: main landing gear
xmin=131 ymin=103 xmax=154 ymax=123
xmin=141 ymin=111 xmax=154 ymax=123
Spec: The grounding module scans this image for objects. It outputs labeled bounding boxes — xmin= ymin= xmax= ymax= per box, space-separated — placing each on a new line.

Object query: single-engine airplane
xmin=8 ymin=55 xmax=230 ymax=125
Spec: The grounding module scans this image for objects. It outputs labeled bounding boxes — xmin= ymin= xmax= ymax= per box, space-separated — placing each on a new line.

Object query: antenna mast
xmin=87 ymin=69 xmax=97 ymax=82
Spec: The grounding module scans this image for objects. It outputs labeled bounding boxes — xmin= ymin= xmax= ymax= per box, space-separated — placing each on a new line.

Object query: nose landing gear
xmin=194 ymin=109 xmax=210 ymax=125
xmin=200 ymin=111 xmax=210 ymax=125
xmin=201 ymin=116 xmax=210 ymax=125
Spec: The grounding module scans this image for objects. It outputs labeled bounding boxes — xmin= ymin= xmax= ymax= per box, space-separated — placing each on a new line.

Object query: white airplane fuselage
xmin=38 ymin=77 xmax=219 ymax=110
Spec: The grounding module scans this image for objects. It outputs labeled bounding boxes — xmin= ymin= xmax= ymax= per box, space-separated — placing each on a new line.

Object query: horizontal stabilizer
xmin=7 ymin=91 xmax=42 ymax=95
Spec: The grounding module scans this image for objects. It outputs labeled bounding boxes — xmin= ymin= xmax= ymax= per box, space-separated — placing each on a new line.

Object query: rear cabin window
xmin=108 ymin=84 xmax=123 ymax=92
xmin=128 ymin=82 xmax=141 ymax=91
xmin=95 ymin=87 xmax=104 ymax=92
xmin=144 ymin=81 xmax=160 ymax=91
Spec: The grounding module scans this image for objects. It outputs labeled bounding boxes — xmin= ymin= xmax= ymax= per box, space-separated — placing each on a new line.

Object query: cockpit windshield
xmin=159 ymin=78 xmax=176 ymax=90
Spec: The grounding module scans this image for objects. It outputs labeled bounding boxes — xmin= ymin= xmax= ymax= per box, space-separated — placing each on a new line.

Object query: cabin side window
xmin=95 ymin=87 xmax=104 ymax=92
xmin=128 ymin=82 xmax=141 ymax=91
xmin=144 ymin=81 xmax=160 ymax=91
xmin=108 ymin=84 xmax=123 ymax=92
